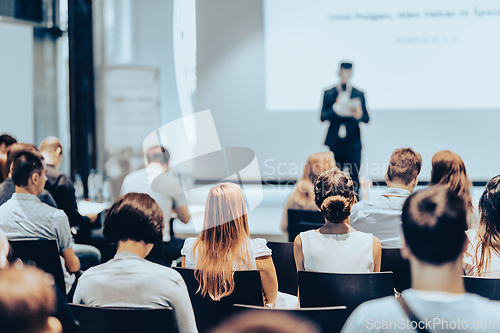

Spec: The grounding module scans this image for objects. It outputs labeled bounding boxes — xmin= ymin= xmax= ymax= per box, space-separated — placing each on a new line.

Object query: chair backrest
xmin=9 ymin=239 xmax=66 ymax=295
xmin=233 ymin=304 xmax=348 ymax=333
xmin=381 ymin=248 xmax=411 ymax=292
xmin=174 ymin=267 xmax=263 ymax=333
xmin=287 ymin=209 xmax=324 ymax=242
xmin=267 ymin=241 xmax=298 ymax=295
xmin=69 ymin=304 xmax=175 ymax=333
xmin=298 ymin=271 xmax=394 ymax=317
xmin=463 ymin=276 xmax=500 ymax=301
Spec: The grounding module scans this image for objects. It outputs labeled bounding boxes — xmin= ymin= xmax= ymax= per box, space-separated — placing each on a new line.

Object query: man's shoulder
xmin=351 ymin=86 xmax=365 ymax=95
xmin=464 ymin=292 xmax=500 ymax=314
xmin=324 ymin=86 xmax=338 ymax=95
xmin=342 ymin=296 xmax=401 ymax=332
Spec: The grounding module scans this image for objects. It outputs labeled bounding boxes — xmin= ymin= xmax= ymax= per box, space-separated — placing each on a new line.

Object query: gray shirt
xmin=350 ymin=187 xmax=410 ymax=249
xmin=342 ymin=289 xmax=500 ymax=332
xmin=0 ymin=193 xmax=75 ymax=291
xmin=73 ymin=251 xmax=198 ymax=333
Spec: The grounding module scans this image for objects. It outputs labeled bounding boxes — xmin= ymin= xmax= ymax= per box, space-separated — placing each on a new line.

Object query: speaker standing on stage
xmin=320 ymin=62 xmax=369 ymax=193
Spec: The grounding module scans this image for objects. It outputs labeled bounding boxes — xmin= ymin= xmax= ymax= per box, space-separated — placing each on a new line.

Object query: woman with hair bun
xmin=294 ymin=169 xmax=381 ymax=272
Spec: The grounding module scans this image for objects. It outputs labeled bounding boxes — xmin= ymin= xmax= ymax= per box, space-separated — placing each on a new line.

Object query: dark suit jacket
xmin=44 ymin=165 xmax=91 ymax=228
xmin=320 ymin=85 xmax=369 ymax=151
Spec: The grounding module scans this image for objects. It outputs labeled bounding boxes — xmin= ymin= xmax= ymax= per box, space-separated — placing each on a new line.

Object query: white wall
xmin=0 ymin=22 xmax=34 ymax=144
xmin=196 ymin=0 xmax=500 ymax=182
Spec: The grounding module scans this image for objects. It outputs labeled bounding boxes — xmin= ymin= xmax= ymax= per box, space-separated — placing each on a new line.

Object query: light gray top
xmin=300 ymin=230 xmax=374 ymax=273
xmin=350 ymin=187 xmax=410 ymax=249
xmin=0 ymin=193 xmax=75 ymax=292
xmin=342 ymin=289 xmax=500 ymax=332
xmin=73 ymin=251 xmax=198 ymax=333
xmin=0 ymin=193 xmax=73 ymax=251
xmin=120 ymin=165 xmax=186 ymax=242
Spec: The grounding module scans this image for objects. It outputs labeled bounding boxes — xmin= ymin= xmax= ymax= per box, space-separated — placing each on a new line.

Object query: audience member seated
xmin=341 ymin=186 xmax=500 ymax=332
xmin=39 ymin=137 xmax=99 ymax=244
xmin=0 ymin=229 xmax=80 ymax=333
xmin=210 ymin=310 xmax=320 ymax=333
xmin=430 ymin=150 xmax=479 ymax=229
xmin=350 ymin=148 xmax=421 ymax=248
xmin=294 ymin=169 xmax=381 ymax=273
xmin=0 ymin=150 xmax=80 ymax=293
xmin=73 ymin=193 xmax=198 ymax=333
xmin=280 ymin=152 xmax=336 ymax=234
xmin=3 ymin=143 xmax=100 ymax=270
xmin=464 ymin=174 xmax=500 ymax=277
xmin=0 ymin=134 xmax=17 ymax=183
xmin=121 ymin=145 xmax=191 ymax=263
xmin=181 ymin=183 xmax=278 ymax=307
xmin=0 ymin=143 xmax=57 ymax=207
xmin=0 ymin=266 xmax=63 ymax=333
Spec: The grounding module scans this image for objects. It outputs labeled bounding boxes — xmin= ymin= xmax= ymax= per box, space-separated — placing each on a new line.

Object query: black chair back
xmin=287 ymin=209 xmax=324 ymax=242
xmin=463 ymin=276 xmax=500 ymax=301
xmin=9 ymin=239 xmax=66 ymax=295
xmin=69 ymin=304 xmax=175 ymax=333
xmin=233 ymin=304 xmax=348 ymax=333
xmin=381 ymin=248 xmax=411 ymax=292
xmin=174 ymin=267 xmax=263 ymax=332
xmin=298 ymin=271 xmax=394 ymax=317
xmin=267 ymin=241 xmax=297 ymax=295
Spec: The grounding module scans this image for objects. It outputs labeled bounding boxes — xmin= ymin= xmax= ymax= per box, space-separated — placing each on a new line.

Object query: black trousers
xmin=331 ymin=146 xmax=361 ymax=196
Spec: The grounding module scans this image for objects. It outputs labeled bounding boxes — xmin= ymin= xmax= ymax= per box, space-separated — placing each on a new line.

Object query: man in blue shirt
xmin=350 ymin=148 xmax=422 ymax=248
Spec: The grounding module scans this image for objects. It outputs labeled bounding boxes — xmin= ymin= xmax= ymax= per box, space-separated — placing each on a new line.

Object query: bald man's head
xmin=39 ymin=137 xmax=63 ymax=169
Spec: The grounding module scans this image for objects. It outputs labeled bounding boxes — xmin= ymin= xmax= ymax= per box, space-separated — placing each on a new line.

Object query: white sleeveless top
xmin=300 ymin=230 xmax=374 ymax=273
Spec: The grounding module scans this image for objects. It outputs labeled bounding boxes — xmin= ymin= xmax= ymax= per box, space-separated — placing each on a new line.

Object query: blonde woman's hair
xmin=293 ymin=152 xmax=336 ymax=208
xmin=193 ymin=183 xmax=251 ymax=301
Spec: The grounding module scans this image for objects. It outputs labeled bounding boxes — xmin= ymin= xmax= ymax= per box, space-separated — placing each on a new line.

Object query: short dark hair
xmin=0 ymin=134 xmax=17 ymax=147
xmin=103 ymin=192 xmax=164 ymax=244
xmin=386 ymin=148 xmax=422 ymax=185
xmin=314 ymin=169 xmax=356 ymax=223
xmin=11 ymin=151 xmax=44 ymax=187
xmin=145 ymin=146 xmax=170 ymax=166
xmin=402 ymin=186 xmax=467 ymax=265
xmin=340 ymin=62 xmax=353 ymax=70
xmin=0 ymin=266 xmax=57 ymax=333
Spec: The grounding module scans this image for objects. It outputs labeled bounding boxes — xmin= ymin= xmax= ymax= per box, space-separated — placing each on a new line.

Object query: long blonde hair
xmin=193 ymin=183 xmax=251 ymax=300
xmin=293 ymin=152 xmax=336 ymax=208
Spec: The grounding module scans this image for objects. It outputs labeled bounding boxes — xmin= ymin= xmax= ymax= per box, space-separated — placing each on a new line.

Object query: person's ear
xmin=45 ymin=316 xmax=62 ymax=333
xmin=55 ymin=147 xmax=62 ymax=157
xmin=384 ymin=173 xmax=389 ymax=184
xmin=31 ymin=172 xmax=39 ymax=185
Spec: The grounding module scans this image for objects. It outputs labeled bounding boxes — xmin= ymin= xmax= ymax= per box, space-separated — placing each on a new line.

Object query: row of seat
xmin=9 ymin=239 xmax=500 ymax=333
xmin=268 ymin=240 xmax=411 ymax=295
